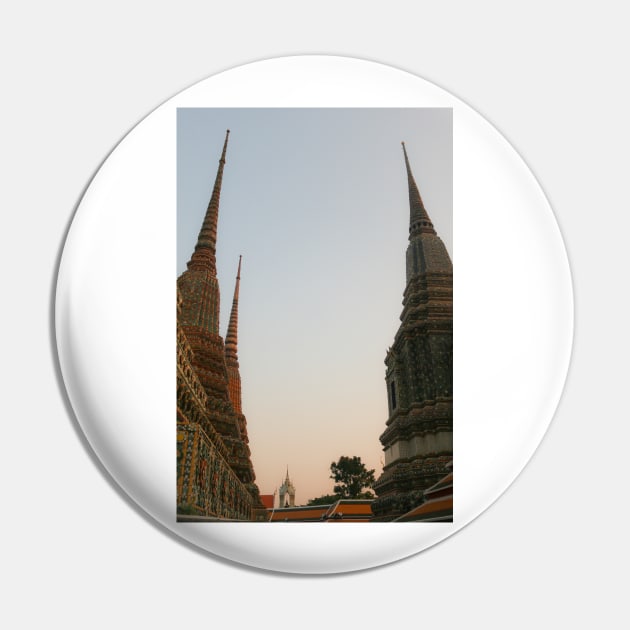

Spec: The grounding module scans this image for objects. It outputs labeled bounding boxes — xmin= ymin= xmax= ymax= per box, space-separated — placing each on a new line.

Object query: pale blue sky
xmin=178 ymin=108 xmax=452 ymax=503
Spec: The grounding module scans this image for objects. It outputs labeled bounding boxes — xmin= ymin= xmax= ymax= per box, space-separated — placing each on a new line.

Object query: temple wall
xmin=177 ymin=422 xmax=254 ymax=519
xmin=177 ymin=295 xmax=256 ymax=519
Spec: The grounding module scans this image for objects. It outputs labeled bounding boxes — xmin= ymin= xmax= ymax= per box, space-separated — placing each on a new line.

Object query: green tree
xmin=330 ymin=456 xmax=375 ymax=499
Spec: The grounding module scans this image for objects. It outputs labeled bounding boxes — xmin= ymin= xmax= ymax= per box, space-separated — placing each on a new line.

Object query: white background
xmin=1 ymin=2 xmax=627 ymax=628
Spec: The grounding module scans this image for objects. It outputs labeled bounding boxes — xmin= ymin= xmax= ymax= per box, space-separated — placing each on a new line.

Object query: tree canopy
xmin=329 ymin=455 xmax=375 ymax=499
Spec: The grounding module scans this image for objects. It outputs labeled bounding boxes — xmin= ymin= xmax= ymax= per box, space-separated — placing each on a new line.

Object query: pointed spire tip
xmin=186 ymin=126 xmax=230 ymax=271
xmin=401 ymin=141 xmax=435 ymax=236
xmin=401 ymin=141 xmax=410 ymax=162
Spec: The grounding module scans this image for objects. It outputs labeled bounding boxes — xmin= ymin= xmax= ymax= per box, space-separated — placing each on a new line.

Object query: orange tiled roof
xmin=325 ymin=518 xmax=372 ymax=523
xmin=266 ymin=500 xmax=376 ymax=522
xmin=268 ymin=505 xmax=331 ymax=521
xmin=325 ymin=501 xmax=374 ymax=518
xmin=259 ymin=494 xmax=274 ymax=509
xmin=426 ymin=473 xmax=453 ymax=493
xmin=395 ymin=496 xmax=453 ymax=522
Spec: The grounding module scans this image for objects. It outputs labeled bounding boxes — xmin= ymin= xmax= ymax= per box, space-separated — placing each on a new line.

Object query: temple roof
xmin=267 ymin=499 xmax=374 ymax=522
xmin=395 ymin=469 xmax=453 ymax=522
xmin=395 ymin=496 xmax=453 ymax=522
xmin=259 ymin=494 xmax=275 ymax=510
xmin=324 ymin=499 xmax=373 ymax=522
xmin=268 ymin=505 xmax=330 ymax=522
xmin=426 ymin=472 xmax=453 ymax=495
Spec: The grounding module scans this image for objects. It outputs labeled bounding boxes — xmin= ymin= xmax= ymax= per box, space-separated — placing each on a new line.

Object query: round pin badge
xmin=55 ymin=55 xmax=573 ymax=574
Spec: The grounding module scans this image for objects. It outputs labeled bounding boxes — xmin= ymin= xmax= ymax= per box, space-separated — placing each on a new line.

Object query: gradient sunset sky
xmin=177 ymin=108 xmax=452 ymax=504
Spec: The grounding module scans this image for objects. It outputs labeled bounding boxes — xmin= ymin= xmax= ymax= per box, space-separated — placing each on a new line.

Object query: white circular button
xmin=55 ymin=56 xmax=573 ymax=574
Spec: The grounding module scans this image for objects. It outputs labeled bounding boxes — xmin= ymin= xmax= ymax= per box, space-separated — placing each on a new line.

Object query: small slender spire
xmin=402 ymin=141 xmax=436 ymax=238
xmin=225 ymin=255 xmax=242 ymax=362
xmin=187 ymin=129 xmax=231 ymax=271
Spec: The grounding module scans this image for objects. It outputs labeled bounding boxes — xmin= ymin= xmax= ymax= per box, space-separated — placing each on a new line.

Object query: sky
xmin=177 ymin=108 xmax=452 ymax=504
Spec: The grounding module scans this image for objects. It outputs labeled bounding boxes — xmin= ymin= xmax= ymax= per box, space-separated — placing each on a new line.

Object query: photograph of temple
xmin=176 ymin=109 xmax=452 ymax=522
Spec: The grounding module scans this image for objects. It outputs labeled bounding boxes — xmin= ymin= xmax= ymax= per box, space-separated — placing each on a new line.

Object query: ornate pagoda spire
xmin=178 ymin=130 xmax=232 ymax=337
xmin=400 ymin=142 xmax=451 ymax=284
xmin=225 ymin=256 xmax=243 ymax=415
xmin=402 ymin=141 xmax=436 ymax=238
xmin=177 ymin=130 xmax=265 ymax=518
xmin=372 ymin=142 xmax=453 ymax=521
xmin=187 ymin=129 xmax=230 ymax=272
xmin=225 ymin=255 xmax=242 ymax=363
